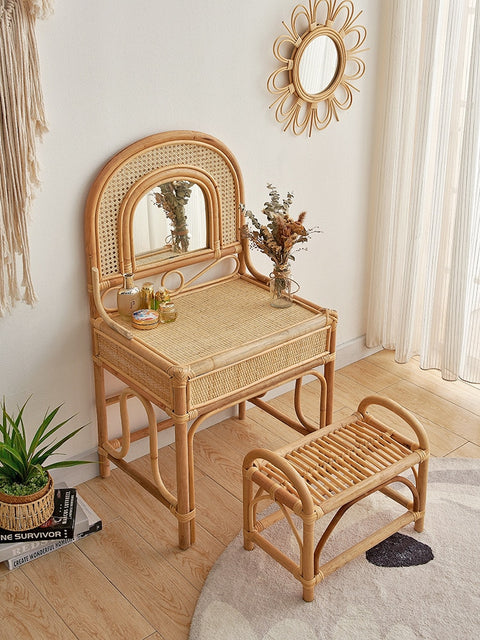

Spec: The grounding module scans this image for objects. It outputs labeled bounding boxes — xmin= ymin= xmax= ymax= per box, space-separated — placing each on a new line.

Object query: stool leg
xmin=302 ymin=518 xmax=316 ymax=602
xmin=415 ymin=458 xmax=429 ymax=532
xmin=243 ymin=470 xmax=255 ymax=551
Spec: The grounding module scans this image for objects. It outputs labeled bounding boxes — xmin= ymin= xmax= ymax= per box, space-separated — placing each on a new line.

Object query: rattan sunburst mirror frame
xmin=267 ymin=0 xmax=367 ymax=136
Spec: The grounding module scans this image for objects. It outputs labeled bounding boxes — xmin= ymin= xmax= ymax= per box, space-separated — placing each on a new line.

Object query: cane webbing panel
xmin=114 ymin=278 xmax=329 ymax=369
xmin=190 ymin=329 xmax=330 ymax=407
xmin=97 ymin=142 xmax=238 ymax=279
xmin=258 ymin=419 xmax=415 ymax=515
xmin=101 ymin=278 xmax=333 ymax=410
xmin=96 ymin=332 xmax=173 ymax=408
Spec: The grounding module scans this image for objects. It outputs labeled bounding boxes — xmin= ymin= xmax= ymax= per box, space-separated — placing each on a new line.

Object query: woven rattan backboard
xmin=86 ymin=132 xmax=243 ymax=284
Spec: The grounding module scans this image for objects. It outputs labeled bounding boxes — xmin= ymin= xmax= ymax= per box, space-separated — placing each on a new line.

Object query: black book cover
xmin=0 ymin=488 xmax=77 ymax=543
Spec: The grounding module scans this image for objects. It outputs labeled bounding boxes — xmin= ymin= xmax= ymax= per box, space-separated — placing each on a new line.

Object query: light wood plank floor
xmin=1 ymin=350 xmax=479 ymax=639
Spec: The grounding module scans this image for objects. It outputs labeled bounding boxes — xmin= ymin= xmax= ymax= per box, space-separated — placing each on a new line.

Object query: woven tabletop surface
xmin=113 ymin=278 xmax=328 ymax=368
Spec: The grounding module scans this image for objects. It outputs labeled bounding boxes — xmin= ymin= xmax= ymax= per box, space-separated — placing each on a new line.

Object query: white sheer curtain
xmin=366 ymin=0 xmax=480 ymax=383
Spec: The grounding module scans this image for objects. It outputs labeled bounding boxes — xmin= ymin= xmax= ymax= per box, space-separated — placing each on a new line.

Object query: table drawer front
xmin=190 ymin=326 xmax=332 ymax=408
xmin=96 ymin=332 xmax=174 ymax=408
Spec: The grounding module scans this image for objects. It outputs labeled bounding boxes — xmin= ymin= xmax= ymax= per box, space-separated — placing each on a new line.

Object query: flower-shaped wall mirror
xmin=267 ymin=0 xmax=367 ymax=136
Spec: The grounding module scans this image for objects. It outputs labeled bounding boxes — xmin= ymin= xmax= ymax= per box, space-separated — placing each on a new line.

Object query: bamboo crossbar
xmin=249 ymin=529 xmax=302 ymax=578
xmin=316 ymin=511 xmax=417 ymax=581
xmin=253 ymin=505 xmax=287 ymax=532
xmin=102 ymin=453 xmax=176 ymax=512
xmin=249 ymin=397 xmax=311 ymax=436
xmin=380 ymin=485 xmax=414 ymax=510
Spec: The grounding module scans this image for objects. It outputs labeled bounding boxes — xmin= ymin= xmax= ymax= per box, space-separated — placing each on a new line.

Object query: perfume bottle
xmin=140 ymin=281 xmax=155 ymax=309
xmin=160 ymin=301 xmax=177 ymax=323
xmin=155 ymin=288 xmax=177 ymax=323
xmin=117 ymin=273 xmax=141 ymax=318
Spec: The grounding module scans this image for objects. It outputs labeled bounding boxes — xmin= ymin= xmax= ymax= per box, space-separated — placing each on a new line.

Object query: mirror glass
xmin=133 ymin=181 xmax=207 ymax=264
xmin=298 ymin=35 xmax=339 ymax=96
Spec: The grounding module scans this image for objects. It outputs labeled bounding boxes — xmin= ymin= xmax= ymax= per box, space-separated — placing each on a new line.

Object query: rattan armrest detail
xmin=357 ymin=395 xmax=430 ymax=453
xmin=91 ymin=267 xmax=133 ymax=340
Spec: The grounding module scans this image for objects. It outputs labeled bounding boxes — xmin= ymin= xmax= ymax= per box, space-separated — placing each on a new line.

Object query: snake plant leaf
xmin=43 ymin=459 xmax=91 ymax=470
xmin=28 ymin=415 xmax=77 ymax=459
xmin=1 ymin=398 xmax=90 ymax=489
xmin=0 ymin=443 xmax=26 ymax=476
xmin=30 ymin=424 xmax=88 ymax=467
xmin=26 ymin=404 xmax=63 ymax=457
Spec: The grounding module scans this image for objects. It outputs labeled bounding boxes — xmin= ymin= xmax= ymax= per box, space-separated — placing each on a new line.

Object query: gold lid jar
xmin=140 ymin=282 xmax=155 ymax=309
xmin=155 ymin=288 xmax=177 ymax=323
xmin=131 ymin=309 xmax=160 ymax=330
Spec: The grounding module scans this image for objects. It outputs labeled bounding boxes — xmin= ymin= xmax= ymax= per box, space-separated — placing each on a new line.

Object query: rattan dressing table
xmin=85 ymin=131 xmax=337 ymax=549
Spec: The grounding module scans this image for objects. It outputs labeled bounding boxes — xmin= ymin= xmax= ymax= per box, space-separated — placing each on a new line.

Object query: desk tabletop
xmin=113 ymin=277 xmax=331 ymax=373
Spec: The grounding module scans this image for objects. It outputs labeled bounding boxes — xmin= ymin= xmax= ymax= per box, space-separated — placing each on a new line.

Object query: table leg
xmin=238 ymin=401 xmax=246 ymax=420
xmin=93 ymin=361 xmax=110 ymax=478
xmin=325 ymin=321 xmax=337 ymax=424
xmin=325 ymin=359 xmax=335 ymax=425
xmin=175 ymin=417 xmax=191 ymax=549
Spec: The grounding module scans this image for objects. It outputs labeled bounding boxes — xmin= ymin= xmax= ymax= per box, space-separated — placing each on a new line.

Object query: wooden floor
xmin=1 ymin=350 xmax=479 ymax=640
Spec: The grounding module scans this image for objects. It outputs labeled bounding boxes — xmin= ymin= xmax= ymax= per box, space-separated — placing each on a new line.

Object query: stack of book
xmin=0 ymin=486 xmax=102 ymax=569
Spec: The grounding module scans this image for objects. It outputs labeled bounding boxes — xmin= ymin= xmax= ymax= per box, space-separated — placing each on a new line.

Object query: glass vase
xmin=269 ymin=265 xmax=299 ymax=308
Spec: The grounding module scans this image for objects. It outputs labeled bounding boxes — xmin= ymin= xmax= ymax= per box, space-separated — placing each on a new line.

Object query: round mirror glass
xmin=133 ymin=181 xmax=207 ymax=265
xmin=298 ymin=34 xmax=339 ymax=96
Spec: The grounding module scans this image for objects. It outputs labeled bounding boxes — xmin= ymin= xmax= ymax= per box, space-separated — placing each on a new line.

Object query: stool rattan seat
xmin=243 ymin=395 xmax=429 ymax=601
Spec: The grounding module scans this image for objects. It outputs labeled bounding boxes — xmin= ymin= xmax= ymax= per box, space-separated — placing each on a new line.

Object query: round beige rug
xmin=189 ymin=457 xmax=480 ymax=640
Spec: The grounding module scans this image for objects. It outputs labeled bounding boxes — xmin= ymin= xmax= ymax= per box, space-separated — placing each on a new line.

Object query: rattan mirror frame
xmin=118 ymin=166 xmax=218 ymax=276
xmin=84 ymin=131 xmax=245 ymax=292
xmin=267 ymin=0 xmax=367 ymax=136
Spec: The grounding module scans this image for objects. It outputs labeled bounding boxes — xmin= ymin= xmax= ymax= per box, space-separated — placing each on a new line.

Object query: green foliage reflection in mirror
xmin=133 ymin=181 xmax=208 ymax=265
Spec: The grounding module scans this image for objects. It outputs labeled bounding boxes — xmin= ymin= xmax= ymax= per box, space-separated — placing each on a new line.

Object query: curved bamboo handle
xmin=357 ymin=395 xmax=429 ymax=452
xmin=243 ymin=448 xmax=315 ymax=516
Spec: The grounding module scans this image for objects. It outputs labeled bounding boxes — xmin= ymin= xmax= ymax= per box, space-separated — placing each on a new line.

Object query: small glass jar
xmin=159 ymin=301 xmax=177 ymax=323
xmin=155 ymin=287 xmax=177 ymax=323
xmin=117 ymin=273 xmax=141 ymax=318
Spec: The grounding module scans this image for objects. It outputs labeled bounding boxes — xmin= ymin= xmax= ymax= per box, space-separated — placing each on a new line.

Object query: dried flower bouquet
xmin=240 ymin=184 xmax=317 ymax=269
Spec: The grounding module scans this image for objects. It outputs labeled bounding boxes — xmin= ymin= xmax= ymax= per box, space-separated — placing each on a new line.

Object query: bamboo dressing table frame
xmin=84 ymin=131 xmax=337 ymax=549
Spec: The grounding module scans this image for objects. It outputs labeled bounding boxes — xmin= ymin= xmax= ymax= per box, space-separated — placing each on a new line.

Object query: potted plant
xmin=0 ymin=398 xmax=89 ymax=532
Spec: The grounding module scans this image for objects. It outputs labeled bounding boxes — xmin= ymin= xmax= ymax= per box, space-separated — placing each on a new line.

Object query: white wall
xmin=0 ymin=0 xmax=383 ymax=483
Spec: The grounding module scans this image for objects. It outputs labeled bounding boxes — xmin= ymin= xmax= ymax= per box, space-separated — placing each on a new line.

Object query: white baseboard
xmin=55 ymin=335 xmax=380 ymax=487
xmin=335 ymin=335 xmax=382 ymax=370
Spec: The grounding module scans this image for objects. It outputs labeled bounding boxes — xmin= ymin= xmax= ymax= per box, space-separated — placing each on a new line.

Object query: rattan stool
xmin=242 ymin=395 xmax=430 ymax=601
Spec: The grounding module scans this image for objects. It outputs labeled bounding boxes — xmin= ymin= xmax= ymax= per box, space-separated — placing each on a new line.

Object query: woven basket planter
xmin=0 ymin=474 xmax=54 ymax=531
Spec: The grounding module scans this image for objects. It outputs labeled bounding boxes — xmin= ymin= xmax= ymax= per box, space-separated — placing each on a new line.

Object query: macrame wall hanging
xmin=0 ymin=0 xmax=53 ymax=316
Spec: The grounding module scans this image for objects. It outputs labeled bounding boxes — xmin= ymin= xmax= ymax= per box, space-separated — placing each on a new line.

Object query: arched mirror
xmin=267 ymin=0 xmax=366 ymax=136
xmin=133 ymin=181 xmax=208 ymax=266
xmin=116 ymin=162 xmax=227 ymax=278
